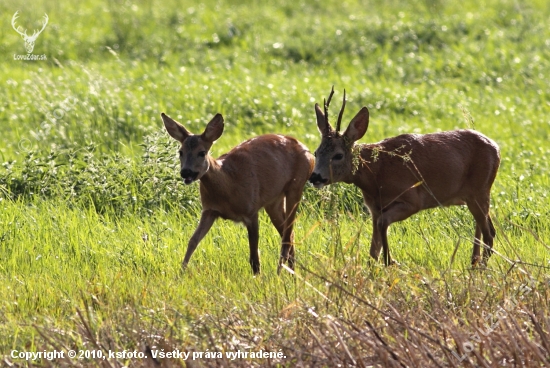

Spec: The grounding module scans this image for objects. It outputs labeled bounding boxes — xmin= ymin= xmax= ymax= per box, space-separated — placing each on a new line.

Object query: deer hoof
xmin=388 ymin=259 xmax=400 ymax=267
xmin=471 ymin=255 xmax=483 ymax=267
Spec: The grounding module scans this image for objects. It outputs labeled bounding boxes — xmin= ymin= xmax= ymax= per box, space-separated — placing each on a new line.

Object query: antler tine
xmin=322 ymin=98 xmax=329 ymax=134
xmin=11 ymin=11 xmax=27 ymax=37
xmin=323 ymin=85 xmax=335 ymax=134
xmin=336 ymin=89 xmax=346 ymax=132
xmin=33 ymin=14 xmax=49 ymax=37
xmin=326 ymin=85 xmax=335 ymax=109
xmin=41 ymin=14 xmax=49 ymax=29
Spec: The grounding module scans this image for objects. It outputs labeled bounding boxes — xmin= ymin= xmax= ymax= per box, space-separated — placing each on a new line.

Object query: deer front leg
xmin=246 ymin=213 xmax=261 ymax=275
xmin=377 ymin=202 xmax=418 ymax=266
xmin=182 ymin=210 xmax=217 ymax=270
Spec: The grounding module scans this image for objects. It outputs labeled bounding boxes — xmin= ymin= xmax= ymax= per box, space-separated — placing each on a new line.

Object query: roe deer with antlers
xmin=309 ymin=88 xmax=500 ymax=266
xmin=162 ymin=112 xmax=314 ymax=275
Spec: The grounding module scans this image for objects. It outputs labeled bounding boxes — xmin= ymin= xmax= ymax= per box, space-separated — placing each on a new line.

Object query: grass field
xmin=1 ymin=0 xmax=549 ymax=366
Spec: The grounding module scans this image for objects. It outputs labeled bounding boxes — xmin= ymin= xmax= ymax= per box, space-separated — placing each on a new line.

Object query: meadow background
xmin=0 ymin=0 xmax=549 ymax=366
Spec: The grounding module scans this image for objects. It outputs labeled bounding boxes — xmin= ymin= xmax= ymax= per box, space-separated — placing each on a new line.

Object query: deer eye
xmin=332 ymin=153 xmax=344 ymax=160
xmin=198 ymin=151 xmax=207 ymax=158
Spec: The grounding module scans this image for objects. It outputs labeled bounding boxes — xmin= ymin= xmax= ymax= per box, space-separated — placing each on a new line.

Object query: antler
xmin=323 ymin=86 xmax=335 ymax=134
xmin=11 ymin=11 xmax=27 ymax=37
xmin=32 ymin=14 xmax=49 ymax=38
xmin=335 ymin=89 xmax=346 ymax=132
xmin=11 ymin=12 xmax=48 ymax=39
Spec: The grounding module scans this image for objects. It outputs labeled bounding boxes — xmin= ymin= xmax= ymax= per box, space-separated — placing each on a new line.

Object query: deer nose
xmin=180 ymin=168 xmax=193 ymax=178
xmin=309 ymin=172 xmax=328 ymax=185
xmin=180 ymin=169 xmax=199 ymax=184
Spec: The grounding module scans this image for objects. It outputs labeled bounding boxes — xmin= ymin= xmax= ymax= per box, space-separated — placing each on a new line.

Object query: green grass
xmin=1 ymin=0 xmax=549 ymax=366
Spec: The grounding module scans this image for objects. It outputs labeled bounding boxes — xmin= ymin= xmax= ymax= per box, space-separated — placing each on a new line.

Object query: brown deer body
xmin=162 ymin=113 xmax=314 ymax=274
xmin=309 ymin=89 xmax=500 ymax=266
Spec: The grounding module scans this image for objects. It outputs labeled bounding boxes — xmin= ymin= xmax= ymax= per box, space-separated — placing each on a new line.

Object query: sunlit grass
xmin=1 ymin=0 xmax=549 ymax=365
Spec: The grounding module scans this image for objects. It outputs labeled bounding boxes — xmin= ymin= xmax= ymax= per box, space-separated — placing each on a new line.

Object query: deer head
xmin=161 ymin=113 xmax=224 ymax=185
xmin=309 ymin=87 xmax=370 ymax=188
xmin=12 ymin=11 xmax=49 ymax=53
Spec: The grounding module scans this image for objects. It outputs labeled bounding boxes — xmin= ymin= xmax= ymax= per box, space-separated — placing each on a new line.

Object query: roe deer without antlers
xmin=161 ymin=112 xmax=314 ymax=275
xmin=309 ymin=88 xmax=500 ymax=266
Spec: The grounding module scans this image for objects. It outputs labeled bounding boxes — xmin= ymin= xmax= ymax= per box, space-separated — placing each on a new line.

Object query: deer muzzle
xmin=309 ymin=172 xmax=329 ymax=189
xmin=180 ymin=169 xmax=199 ymax=185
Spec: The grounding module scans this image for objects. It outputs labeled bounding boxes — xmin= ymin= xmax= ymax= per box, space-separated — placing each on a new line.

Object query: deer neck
xmin=351 ymin=144 xmax=377 ymax=188
xmin=344 ymin=143 xmax=364 ymax=185
xmin=199 ymin=156 xmax=228 ymax=193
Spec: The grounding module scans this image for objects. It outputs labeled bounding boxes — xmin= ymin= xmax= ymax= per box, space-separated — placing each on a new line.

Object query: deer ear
xmin=202 ymin=113 xmax=224 ymax=142
xmin=343 ymin=107 xmax=369 ymax=142
xmin=315 ymin=104 xmax=331 ymax=136
xmin=161 ymin=113 xmax=191 ymax=142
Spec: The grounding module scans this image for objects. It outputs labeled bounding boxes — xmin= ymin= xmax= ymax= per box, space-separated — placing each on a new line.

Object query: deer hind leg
xmin=369 ymin=211 xmax=382 ymax=260
xmin=377 ymin=202 xmax=418 ymax=266
xmin=483 ymin=214 xmax=496 ymax=263
xmin=472 ymin=224 xmax=482 ymax=265
xmin=276 ymin=190 xmax=303 ymax=274
xmin=245 ymin=213 xmax=261 ymax=275
xmin=265 ymin=197 xmax=285 ymax=238
xmin=466 ymin=197 xmax=494 ymax=266
xmin=265 ymin=197 xmax=287 ymax=274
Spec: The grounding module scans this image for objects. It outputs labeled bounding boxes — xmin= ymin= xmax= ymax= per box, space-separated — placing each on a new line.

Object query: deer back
xmin=355 ymin=129 xmax=500 ymax=210
xmin=200 ymin=134 xmax=314 ymax=219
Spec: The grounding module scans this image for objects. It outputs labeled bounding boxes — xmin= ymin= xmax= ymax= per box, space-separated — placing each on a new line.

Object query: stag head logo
xmin=12 ymin=11 xmax=49 ymax=54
